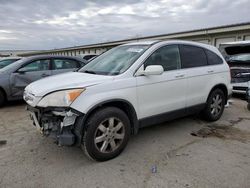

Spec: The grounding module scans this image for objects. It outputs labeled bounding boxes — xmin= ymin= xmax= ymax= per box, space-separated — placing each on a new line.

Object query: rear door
xmin=10 ymin=59 xmax=51 ymax=97
xmin=51 ymin=58 xmax=82 ymax=75
xmin=179 ymin=45 xmax=221 ymax=107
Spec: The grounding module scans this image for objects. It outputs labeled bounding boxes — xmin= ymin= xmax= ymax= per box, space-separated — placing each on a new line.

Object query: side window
xmin=144 ymin=45 xmax=181 ymax=71
xmin=205 ymin=50 xmax=223 ymax=65
xmin=18 ymin=59 xmax=50 ymax=72
xmin=179 ymin=45 xmax=207 ymax=68
xmin=52 ymin=59 xmax=80 ymax=70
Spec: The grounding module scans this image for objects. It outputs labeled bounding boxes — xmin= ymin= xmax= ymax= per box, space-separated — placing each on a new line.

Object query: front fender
xmin=70 ymin=77 xmax=138 ymax=116
xmin=70 ymin=87 xmax=138 ymax=115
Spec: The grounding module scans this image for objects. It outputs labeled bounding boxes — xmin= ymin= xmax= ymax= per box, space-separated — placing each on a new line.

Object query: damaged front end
xmin=27 ymin=105 xmax=82 ymax=146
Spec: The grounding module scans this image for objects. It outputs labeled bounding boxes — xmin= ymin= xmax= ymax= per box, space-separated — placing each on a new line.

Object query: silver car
xmin=0 ymin=55 xmax=87 ymax=106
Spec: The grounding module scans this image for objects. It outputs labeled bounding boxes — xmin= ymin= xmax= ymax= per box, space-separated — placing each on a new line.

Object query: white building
xmin=19 ymin=22 xmax=250 ymax=57
xmin=0 ymin=50 xmax=38 ymax=57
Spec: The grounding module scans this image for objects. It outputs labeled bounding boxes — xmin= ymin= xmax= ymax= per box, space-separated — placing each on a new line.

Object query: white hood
xmin=25 ymin=72 xmax=113 ymax=97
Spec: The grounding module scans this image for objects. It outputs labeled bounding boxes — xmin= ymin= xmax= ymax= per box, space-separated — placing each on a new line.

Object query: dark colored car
xmin=79 ymin=54 xmax=97 ymax=61
xmin=0 ymin=55 xmax=87 ymax=106
xmin=0 ymin=57 xmax=21 ymax=69
xmin=247 ymin=82 xmax=250 ymax=110
xmin=219 ymin=41 xmax=250 ymax=94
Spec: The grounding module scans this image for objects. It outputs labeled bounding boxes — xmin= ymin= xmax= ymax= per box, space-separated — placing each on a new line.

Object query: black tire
xmin=0 ymin=90 xmax=6 ymax=107
xmin=82 ymin=107 xmax=130 ymax=161
xmin=202 ymin=89 xmax=225 ymax=121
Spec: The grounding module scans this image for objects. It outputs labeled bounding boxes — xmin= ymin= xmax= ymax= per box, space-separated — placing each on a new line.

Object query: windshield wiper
xmin=83 ymin=70 xmax=97 ymax=74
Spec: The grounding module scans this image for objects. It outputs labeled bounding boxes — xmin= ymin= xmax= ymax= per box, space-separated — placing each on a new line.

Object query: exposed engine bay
xmin=27 ymin=106 xmax=81 ymax=146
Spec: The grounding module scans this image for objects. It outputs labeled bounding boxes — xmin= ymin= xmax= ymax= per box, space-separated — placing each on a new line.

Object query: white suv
xmin=24 ymin=40 xmax=232 ymax=161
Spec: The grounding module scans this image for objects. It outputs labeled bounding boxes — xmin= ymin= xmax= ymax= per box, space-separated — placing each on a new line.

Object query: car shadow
xmin=232 ymin=93 xmax=247 ymax=100
xmin=3 ymin=100 xmax=26 ymax=107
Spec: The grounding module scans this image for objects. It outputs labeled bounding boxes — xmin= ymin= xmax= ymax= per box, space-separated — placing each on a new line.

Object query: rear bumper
xmin=26 ymin=105 xmax=84 ymax=146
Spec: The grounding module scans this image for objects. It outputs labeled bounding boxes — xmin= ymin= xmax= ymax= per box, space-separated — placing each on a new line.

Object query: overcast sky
xmin=0 ymin=0 xmax=249 ymax=50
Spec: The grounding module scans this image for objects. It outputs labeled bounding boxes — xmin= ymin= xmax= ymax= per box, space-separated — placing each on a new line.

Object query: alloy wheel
xmin=210 ymin=94 xmax=223 ymax=116
xmin=94 ymin=117 xmax=125 ymax=153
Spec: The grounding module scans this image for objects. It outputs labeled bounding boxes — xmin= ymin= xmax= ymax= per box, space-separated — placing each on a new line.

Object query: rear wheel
xmin=202 ymin=89 xmax=225 ymax=121
xmin=0 ymin=90 xmax=6 ymax=107
xmin=82 ymin=107 xmax=130 ymax=161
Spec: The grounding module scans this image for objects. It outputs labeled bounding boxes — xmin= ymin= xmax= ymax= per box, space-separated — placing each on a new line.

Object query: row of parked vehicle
xmin=0 ymin=40 xmax=249 ymax=161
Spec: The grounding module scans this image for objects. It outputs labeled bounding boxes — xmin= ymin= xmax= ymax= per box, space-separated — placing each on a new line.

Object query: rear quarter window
xmin=205 ymin=50 xmax=223 ymax=65
xmin=179 ymin=45 xmax=207 ymax=68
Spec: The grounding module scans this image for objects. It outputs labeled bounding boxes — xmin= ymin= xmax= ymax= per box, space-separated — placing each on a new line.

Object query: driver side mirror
xmin=16 ymin=69 xmax=26 ymax=74
xmin=136 ymin=65 xmax=164 ymax=76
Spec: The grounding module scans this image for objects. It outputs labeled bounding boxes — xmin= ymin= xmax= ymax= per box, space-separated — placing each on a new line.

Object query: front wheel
xmin=202 ymin=89 xmax=225 ymax=121
xmin=82 ymin=107 xmax=130 ymax=161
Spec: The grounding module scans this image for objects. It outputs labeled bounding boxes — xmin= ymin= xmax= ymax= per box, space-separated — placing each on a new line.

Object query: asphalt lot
xmin=0 ymin=99 xmax=250 ymax=188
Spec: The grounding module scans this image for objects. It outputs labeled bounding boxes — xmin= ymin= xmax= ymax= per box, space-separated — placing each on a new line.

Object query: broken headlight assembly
xmin=37 ymin=88 xmax=85 ymax=107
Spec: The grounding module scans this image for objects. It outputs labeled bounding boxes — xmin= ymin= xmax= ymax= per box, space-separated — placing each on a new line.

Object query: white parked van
xmin=24 ymin=40 xmax=232 ymax=161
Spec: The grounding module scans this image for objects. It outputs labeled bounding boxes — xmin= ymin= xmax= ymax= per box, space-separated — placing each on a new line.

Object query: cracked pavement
xmin=0 ymin=99 xmax=250 ymax=188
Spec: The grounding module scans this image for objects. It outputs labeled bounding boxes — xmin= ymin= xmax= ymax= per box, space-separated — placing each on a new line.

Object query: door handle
xmin=175 ymin=74 xmax=185 ymax=78
xmin=207 ymin=70 xmax=214 ymax=73
xmin=41 ymin=73 xmax=49 ymax=77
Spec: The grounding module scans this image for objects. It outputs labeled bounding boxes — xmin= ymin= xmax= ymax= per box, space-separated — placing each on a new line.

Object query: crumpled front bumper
xmin=26 ymin=105 xmax=84 ymax=146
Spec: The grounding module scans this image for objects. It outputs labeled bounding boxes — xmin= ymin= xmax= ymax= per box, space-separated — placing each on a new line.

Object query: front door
xmin=10 ymin=59 xmax=51 ymax=97
xmin=136 ymin=45 xmax=187 ymax=120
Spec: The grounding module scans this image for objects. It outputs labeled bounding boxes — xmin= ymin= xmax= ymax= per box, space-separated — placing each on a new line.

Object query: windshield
xmin=79 ymin=45 xmax=149 ymax=75
xmin=229 ymin=54 xmax=250 ymax=63
xmin=0 ymin=59 xmax=19 ymax=68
